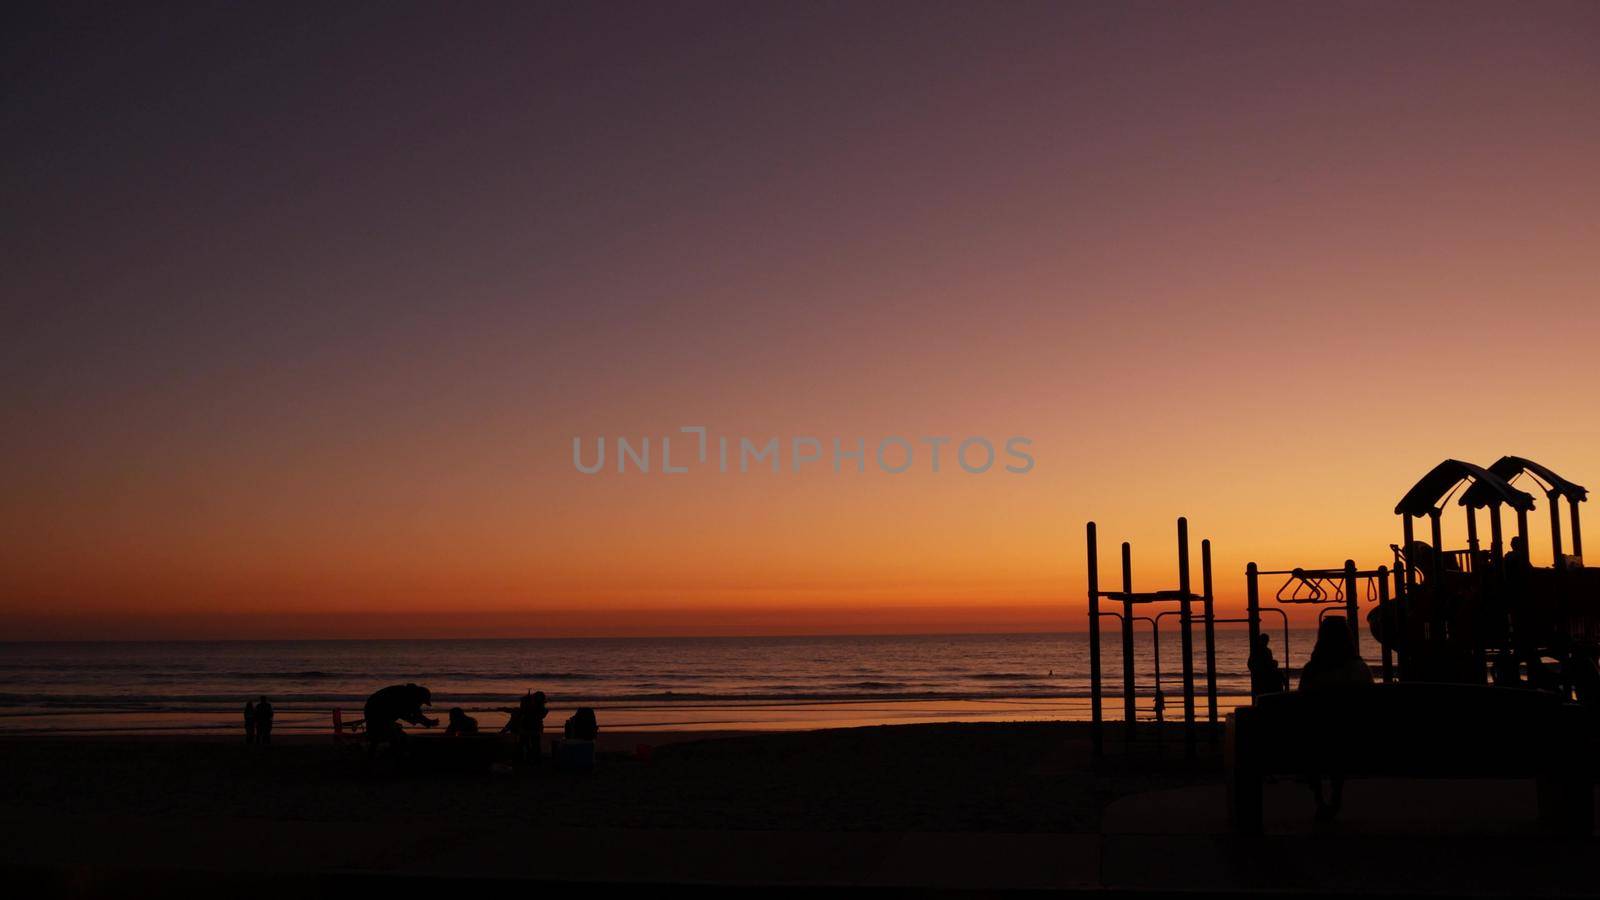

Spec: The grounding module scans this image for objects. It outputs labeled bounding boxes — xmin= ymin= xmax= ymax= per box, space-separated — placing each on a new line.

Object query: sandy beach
xmin=0 ymin=723 xmax=1143 ymax=833
xmin=6 ymin=721 xmax=1600 ymax=897
xmin=0 ymin=722 xmax=1193 ymax=894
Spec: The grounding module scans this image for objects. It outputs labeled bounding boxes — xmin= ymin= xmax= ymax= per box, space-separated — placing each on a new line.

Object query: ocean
xmin=0 ymin=629 xmax=1357 ymax=735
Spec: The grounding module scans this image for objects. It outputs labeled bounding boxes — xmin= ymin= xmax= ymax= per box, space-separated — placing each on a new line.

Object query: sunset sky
xmin=4 ymin=1 xmax=1598 ymax=639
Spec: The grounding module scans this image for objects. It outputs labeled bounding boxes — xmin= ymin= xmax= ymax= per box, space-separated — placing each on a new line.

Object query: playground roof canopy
xmin=1394 ymin=459 xmax=1536 ymax=517
xmin=1459 ymin=455 xmax=1589 ymax=506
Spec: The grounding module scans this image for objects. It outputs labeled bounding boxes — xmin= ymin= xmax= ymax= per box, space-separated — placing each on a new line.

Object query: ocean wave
xmin=0 ymin=667 xmax=611 ymax=681
xmin=0 ymin=687 xmax=1134 ymax=710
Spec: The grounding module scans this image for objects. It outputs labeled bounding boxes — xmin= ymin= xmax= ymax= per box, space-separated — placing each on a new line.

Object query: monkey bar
xmin=1246 ymin=561 xmax=1394 ymax=685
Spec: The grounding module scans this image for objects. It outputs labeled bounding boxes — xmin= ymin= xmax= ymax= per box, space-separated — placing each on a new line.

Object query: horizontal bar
xmin=1254 ymin=568 xmax=1387 ymax=578
xmin=1097 ymin=591 xmax=1196 ymax=598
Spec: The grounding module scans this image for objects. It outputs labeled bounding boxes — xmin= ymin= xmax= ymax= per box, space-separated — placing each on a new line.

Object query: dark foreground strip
xmin=7 ymin=865 xmax=1587 ymax=900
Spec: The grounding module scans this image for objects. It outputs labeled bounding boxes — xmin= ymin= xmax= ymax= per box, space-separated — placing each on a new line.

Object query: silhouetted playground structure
xmin=1086 ymin=455 xmax=1596 ymax=760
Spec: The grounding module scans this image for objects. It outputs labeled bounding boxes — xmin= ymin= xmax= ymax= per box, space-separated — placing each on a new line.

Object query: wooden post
xmin=1087 ymin=522 xmax=1102 ymax=758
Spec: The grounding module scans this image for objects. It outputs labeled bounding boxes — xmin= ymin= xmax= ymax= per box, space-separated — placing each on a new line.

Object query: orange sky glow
xmin=3 ymin=2 xmax=1597 ymax=639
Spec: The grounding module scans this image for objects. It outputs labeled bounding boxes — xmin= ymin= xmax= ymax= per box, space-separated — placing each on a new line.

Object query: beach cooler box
xmin=553 ymin=738 xmax=596 ymax=773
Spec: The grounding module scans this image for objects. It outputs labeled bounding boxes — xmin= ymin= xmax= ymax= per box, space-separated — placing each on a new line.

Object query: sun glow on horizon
xmin=3 ymin=2 xmax=1598 ymax=640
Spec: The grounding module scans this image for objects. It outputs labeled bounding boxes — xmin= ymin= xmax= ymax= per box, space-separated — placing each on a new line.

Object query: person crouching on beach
xmin=501 ymin=690 xmax=548 ymax=763
xmin=445 ymin=707 xmax=479 ymax=736
xmin=1297 ymin=617 xmax=1373 ymax=822
xmin=363 ymin=683 xmax=439 ymax=756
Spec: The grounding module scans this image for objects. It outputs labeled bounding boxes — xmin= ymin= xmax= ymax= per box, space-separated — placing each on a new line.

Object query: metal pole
xmin=1201 ymin=538 xmax=1218 ymax=728
xmin=1149 ymin=617 xmax=1164 ymax=736
xmin=1516 ymin=503 xmax=1531 ymax=668
xmin=1377 ymin=566 xmax=1393 ymax=682
xmin=1121 ymin=542 xmax=1135 ymax=733
xmin=1549 ymin=490 xmax=1564 ymax=564
xmin=1429 ymin=510 xmax=1445 ymax=642
xmin=1402 ymin=515 xmax=1416 ymax=589
xmin=1492 ymin=502 xmax=1512 ymax=683
xmin=1087 ymin=522 xmax=1102 ymax=758
xmin=1570 ymin=499 xmax=1583 ymax=559
xmin=1391 ymin=557 xmax=1407 ymax=679
xmin=1177 ymin=517 xmax=1196 ymax=758
xmin=1343 ymin=559 xmax=1360 ymax=652
xmin=1246 ymin=562 xmax=1261 ymax=698
xmin=1466 ymin=506 xmax=1480 ymax=559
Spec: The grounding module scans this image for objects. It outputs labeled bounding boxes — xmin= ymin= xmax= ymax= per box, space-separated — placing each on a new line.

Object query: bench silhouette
xmin=1226 ymin=683 xmax=1593 ymax=834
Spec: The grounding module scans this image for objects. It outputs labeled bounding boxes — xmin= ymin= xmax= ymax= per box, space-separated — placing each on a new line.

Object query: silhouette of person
xmin=445 ymin=707 xmax=479 ymax=736
xmin=1248 ymin=633 xmax=1287 ymax=696
xmin=1298 ymin=617 xmax=1372 ymax=821
xmin=255 ymin=696 xmax=274 ymax=746
xmin=1406 ymin=540 xmax=1436 ymax=584
xmin=1504 ymin=536 xmax=1532 ymax=581
xmin=1299 ymin=617 xmax=1374 ymax=690
xmin=244 ymin=699 xmax=257 ymax=745
xmin=502 ymin=691 xmax=548 ymax=763
xmin=363 ymin=683 xmax=438 ymax=755
xmin=565 ymin=706 xmax=599 ymax=741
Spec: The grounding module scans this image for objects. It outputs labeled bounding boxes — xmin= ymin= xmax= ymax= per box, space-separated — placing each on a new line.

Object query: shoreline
xmin=0 ymin=728 xmax=766 ymax=753
xmin=0 ymin=693 xmax=1253 ymax=736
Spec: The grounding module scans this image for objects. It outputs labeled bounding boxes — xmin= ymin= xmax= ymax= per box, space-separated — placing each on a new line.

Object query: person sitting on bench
xmin=1298 ymin=617 xmax=1372 ymax=821
xmin=1248 ymin=633 xmax=1288 ymax=695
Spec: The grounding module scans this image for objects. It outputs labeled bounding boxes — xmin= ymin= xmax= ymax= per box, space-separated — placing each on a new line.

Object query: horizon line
xmin=0 ymin=623 xmax=1273 ymax=644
